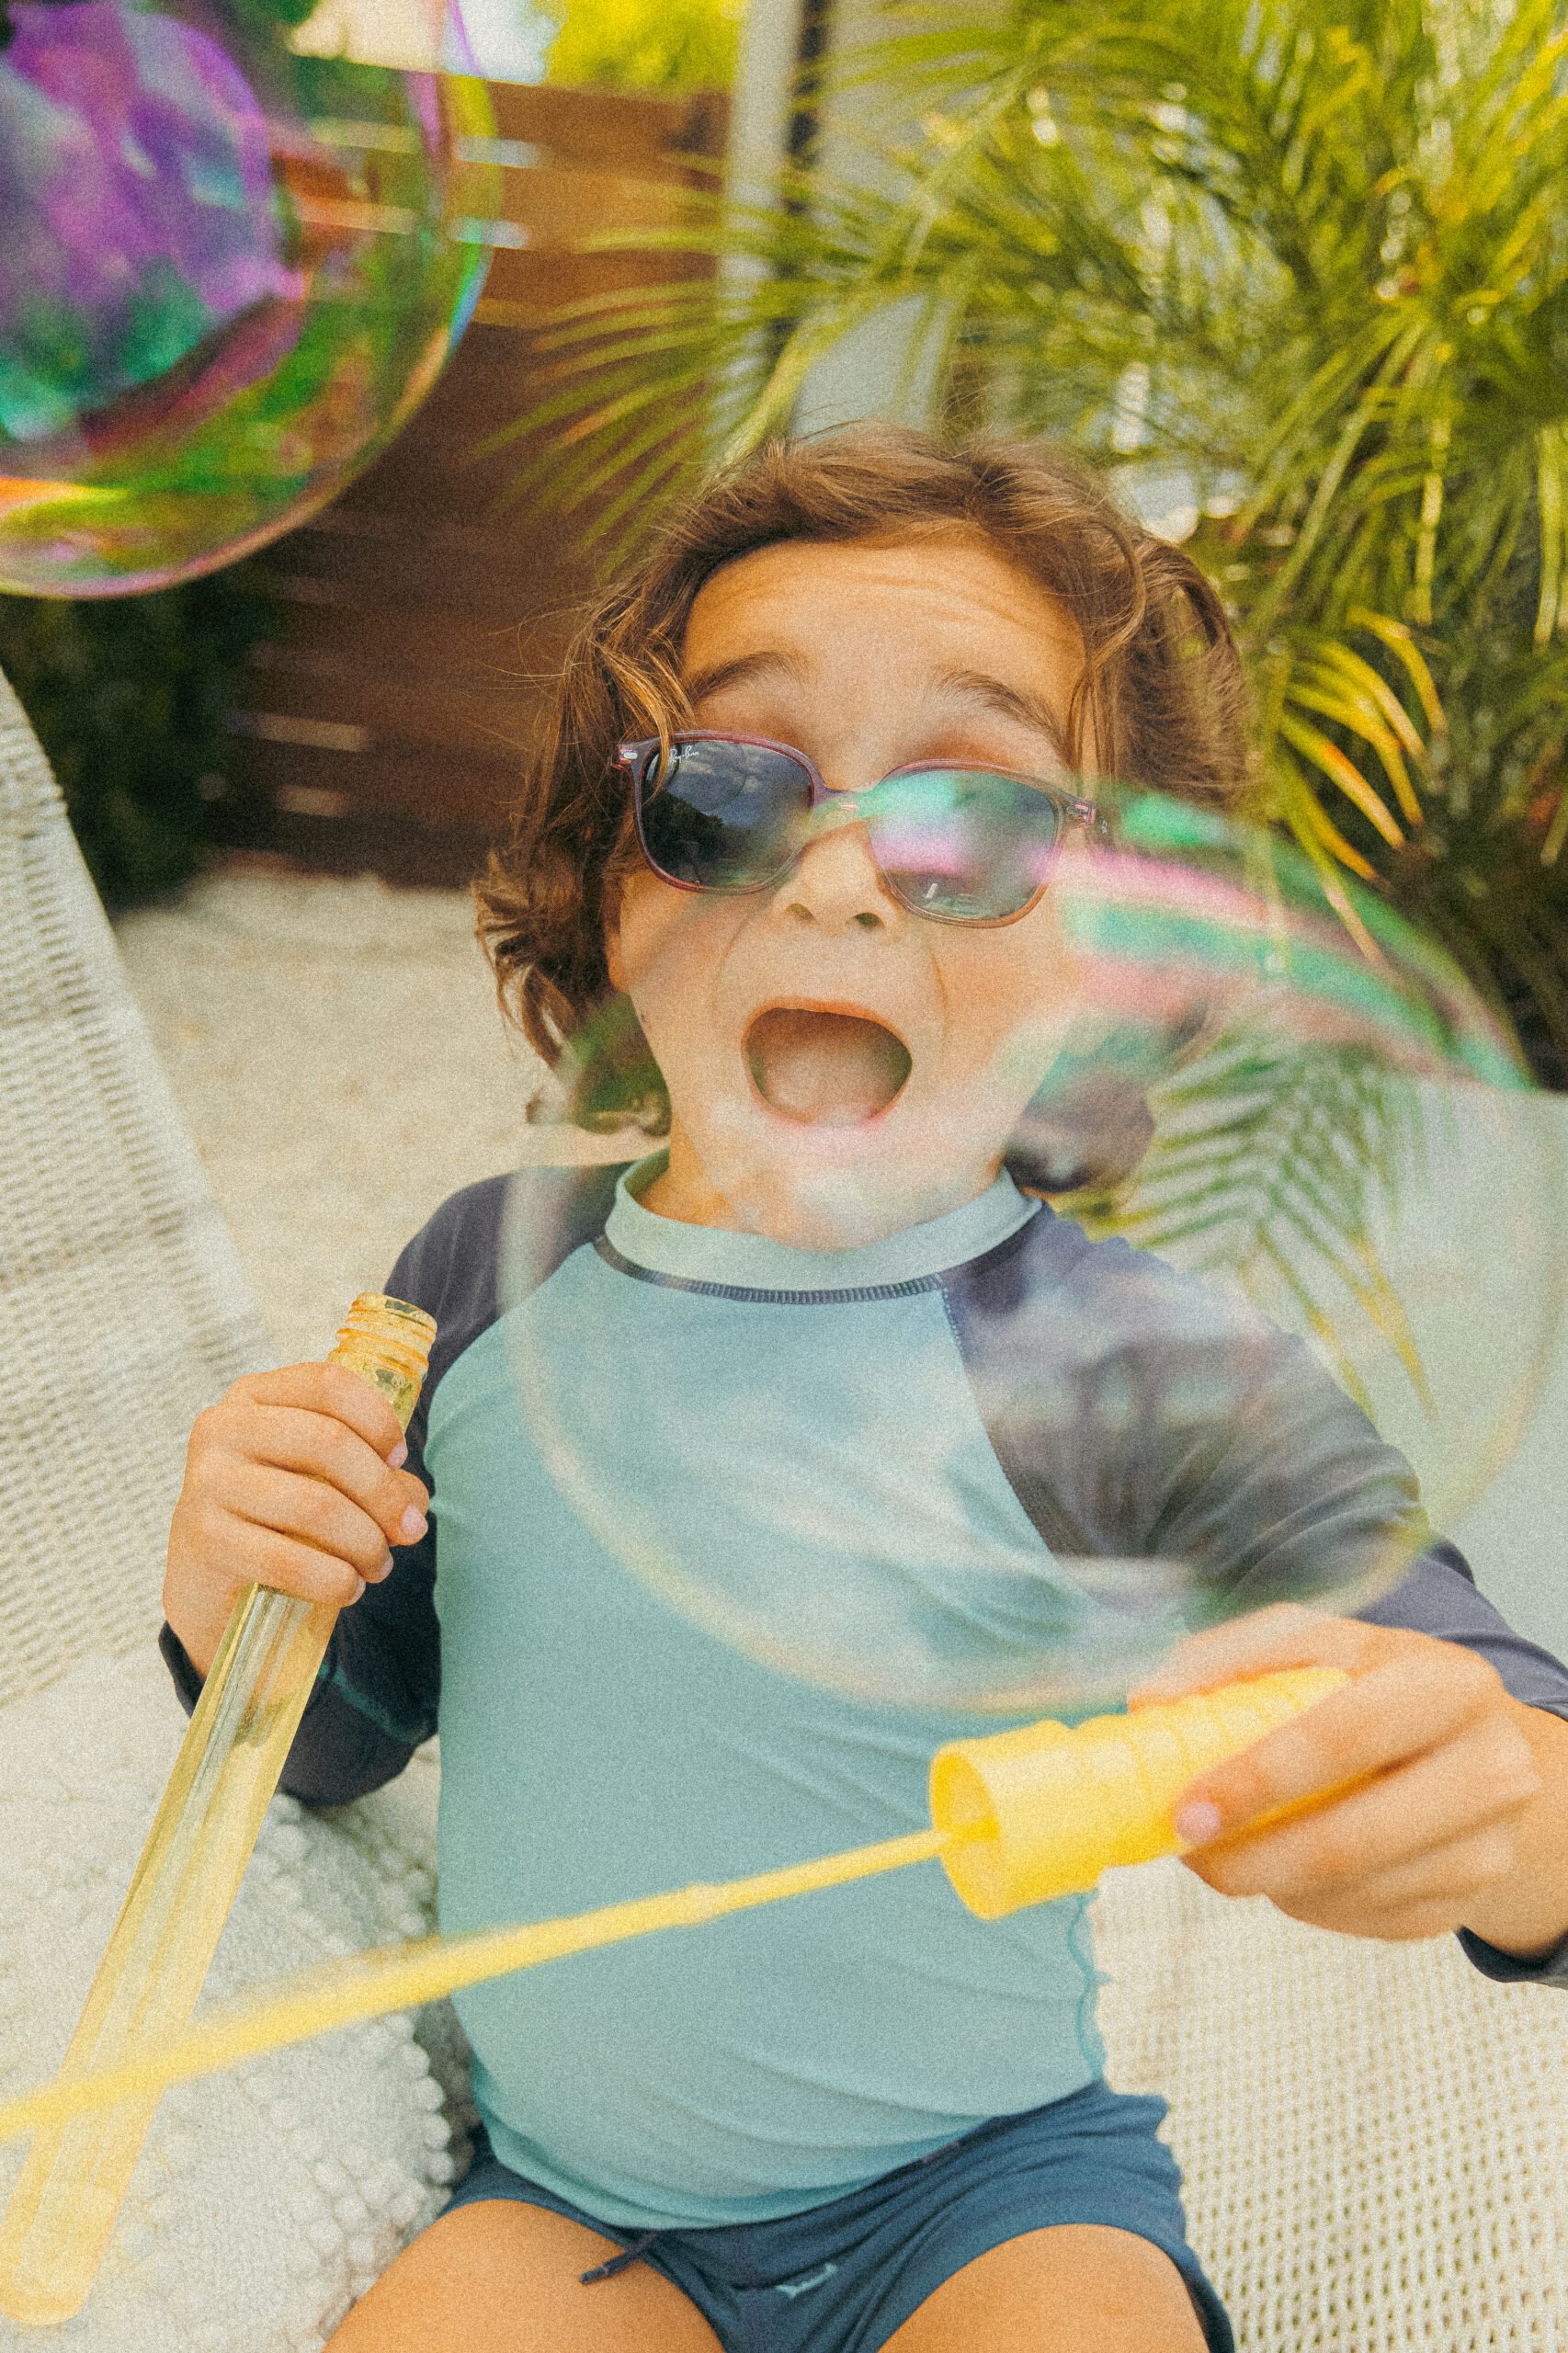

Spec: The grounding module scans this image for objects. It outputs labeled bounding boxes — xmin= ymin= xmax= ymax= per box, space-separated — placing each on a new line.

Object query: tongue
xmin=746 ymin=1009 xmax=913 ymax=1126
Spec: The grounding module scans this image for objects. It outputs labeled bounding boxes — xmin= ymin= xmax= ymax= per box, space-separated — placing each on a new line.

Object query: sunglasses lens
xmin=866 ymin=771 xmax=1066 ymax=921
xmin=639 ymin=739 xmax=812 ymax=890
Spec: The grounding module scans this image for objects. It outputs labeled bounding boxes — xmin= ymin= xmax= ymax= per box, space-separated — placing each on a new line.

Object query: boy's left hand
xmin=1130 ymin=1604 xmax=1568 ymax=1959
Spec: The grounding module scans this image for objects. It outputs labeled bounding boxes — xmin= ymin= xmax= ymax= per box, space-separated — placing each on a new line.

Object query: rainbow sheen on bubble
xmin=0 ymin=0 xmax=497 ymax=597
xmin=498 ymin=779 xmax=1566 ymax=1715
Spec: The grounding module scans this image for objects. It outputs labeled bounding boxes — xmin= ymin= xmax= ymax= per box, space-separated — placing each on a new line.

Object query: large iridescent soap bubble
xmin=494 ymin=768 xmax=1566 ymax=1717
xmin=0 ymin=0 xmax=496 ymax=596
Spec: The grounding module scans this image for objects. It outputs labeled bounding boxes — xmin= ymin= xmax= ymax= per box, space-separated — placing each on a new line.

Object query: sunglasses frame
xmin=614 ymin=730 xmax=1103 ymax=927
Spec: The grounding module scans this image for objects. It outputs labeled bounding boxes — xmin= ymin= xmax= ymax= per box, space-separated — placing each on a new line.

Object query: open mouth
xmin=744 ymin=1006 xmax=914 ymax=1127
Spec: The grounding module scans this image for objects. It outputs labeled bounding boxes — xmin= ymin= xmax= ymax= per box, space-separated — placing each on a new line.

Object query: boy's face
xmin=606 ymin=529 xmax=1095 ymax=1245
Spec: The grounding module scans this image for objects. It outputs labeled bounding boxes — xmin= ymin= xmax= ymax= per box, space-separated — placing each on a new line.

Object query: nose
xmin=769 ymin=817 xmax=902 ymax=937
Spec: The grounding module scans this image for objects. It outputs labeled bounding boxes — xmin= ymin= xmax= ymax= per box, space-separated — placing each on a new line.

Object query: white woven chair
xmin=3 ymin=664 xmax=1566 ymax=2352
xmin=0 ymin=665 xmax=267 ymax=1706
xmin=0 ymin=666 xmax=467 ymax=2353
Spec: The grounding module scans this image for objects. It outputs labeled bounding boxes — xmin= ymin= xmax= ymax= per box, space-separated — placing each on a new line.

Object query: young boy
xmin=161 ymin=427 xmax=1568 ymax=2353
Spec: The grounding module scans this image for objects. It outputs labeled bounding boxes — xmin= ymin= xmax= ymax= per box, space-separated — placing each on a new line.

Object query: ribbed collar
xmin=603 ymin=1159 xmax=1040 ymax=1292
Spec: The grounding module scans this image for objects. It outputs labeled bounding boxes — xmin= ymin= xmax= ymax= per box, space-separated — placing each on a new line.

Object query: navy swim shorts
xmin=439 ymin=2079 xmax=1233 ymax=2351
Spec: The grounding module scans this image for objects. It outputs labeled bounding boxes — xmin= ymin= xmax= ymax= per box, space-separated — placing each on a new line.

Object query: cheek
xmin=923 ymin=908 xmax=1085 ymax=1141
xmin=609 ymin=870 xmax=695 ymax=993
xmin=608 ymin=872 xmax=743 ymax=1028
xmin=933 ymin=901 xmax=1079 ymax=1059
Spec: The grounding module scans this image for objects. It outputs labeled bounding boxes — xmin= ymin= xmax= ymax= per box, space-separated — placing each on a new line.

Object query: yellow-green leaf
xmin=1277 ymin=715 xmax=1406 ymax=847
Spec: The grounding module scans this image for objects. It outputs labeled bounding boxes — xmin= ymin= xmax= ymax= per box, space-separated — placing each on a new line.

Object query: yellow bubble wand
xmin=0 ymin=1635 xmax=1345 ymax=2189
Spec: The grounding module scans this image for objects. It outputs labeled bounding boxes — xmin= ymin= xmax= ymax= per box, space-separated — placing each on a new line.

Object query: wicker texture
xmin=1095 ymin=1858 xmax=1568 ymax=2349
xmin=0 ymin=666 xmax=269 ymax=1708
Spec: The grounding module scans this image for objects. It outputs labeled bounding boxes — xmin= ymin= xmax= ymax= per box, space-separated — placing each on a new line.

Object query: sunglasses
xmin=616 ymin=732 xmax=1101 ymax=926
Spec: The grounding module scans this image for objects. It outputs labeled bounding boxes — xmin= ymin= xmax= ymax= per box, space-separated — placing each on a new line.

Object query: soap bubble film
xmin=500 ymin=778 xmax=1564 ymax=1715
xmin=0 ymin=0 xmax=496 ymax=597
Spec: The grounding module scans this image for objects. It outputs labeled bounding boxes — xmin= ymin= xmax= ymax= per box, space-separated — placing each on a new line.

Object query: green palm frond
xmin=1066 ymin=1029 xmax=1430 ymax=1420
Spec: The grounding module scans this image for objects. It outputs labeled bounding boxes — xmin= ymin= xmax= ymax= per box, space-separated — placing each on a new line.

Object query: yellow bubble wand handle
xmin=0 ymin=1296 xmax=437 ymax=2327
xmin=931 ymin=1665 xmax=1349 ymax=1917
xmin=0 ymin=1666 xmax=1350 ymax=2169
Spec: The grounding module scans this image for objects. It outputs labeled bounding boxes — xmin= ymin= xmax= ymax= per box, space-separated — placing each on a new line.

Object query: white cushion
xmin=0 ymin=1650 xmax=473 ymax=2353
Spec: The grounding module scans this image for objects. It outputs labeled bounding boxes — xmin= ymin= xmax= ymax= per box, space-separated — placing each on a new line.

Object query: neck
xmin=639 ymin=1117 xmax=1007 ymax=1246
xmin=637 ymin=1122 xmax=747 ymax=1230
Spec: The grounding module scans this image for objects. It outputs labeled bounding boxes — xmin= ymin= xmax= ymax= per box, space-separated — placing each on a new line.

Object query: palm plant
xmin=542 ymin=0 xmax=744 ymax=93
xmin=482 ymin=0 xmax=1568 ymax=1442
xmin=495 ymin=0 xmax=1568 ymax=1090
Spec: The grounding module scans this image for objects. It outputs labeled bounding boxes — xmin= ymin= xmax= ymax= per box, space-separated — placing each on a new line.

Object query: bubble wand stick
xmin=0 ymin=1666 xmax=1348 ymax=2160
xmin=0 ymin=1296 xmax=437 ymax=2327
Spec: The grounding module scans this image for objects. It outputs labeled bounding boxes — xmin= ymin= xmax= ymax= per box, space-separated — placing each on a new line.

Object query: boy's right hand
xmin=163 ymin=1365 xmax=431 ymax=1682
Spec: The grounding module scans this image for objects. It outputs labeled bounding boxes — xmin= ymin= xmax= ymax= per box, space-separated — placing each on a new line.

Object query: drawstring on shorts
xmin=580 ymin=2229 xmax=663 ymax=2284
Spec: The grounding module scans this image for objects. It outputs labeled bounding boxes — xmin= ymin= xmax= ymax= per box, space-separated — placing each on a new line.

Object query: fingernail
xmin=375 ymin=1551 xmax=393 ymax=1579
xmin=387 ymin=1438 xmax=408 ymax=1469
xmin=351 ymin=1576 xmax=366 ymax=1601
xmin=1175 ymin=1800 xmax=1223 ymax=1847
xmin=400 ymin=1507 xmax=427 ymax=1540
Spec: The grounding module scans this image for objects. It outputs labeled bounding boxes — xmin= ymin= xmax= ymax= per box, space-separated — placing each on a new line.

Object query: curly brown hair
xmin=475 ymin=424 xmax=1252 ymax=1145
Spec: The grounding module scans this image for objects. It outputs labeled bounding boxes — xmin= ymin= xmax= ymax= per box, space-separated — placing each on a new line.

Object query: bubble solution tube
xmin=0 ymin=1295 xmax=437 ymax=2326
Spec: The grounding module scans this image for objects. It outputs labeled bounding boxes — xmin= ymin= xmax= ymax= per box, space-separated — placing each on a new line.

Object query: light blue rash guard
xmin=159 ymin=1160 xmax=1568 ymax=2231
xmin=426 ymin=1170 xmax=1115 ymax=2229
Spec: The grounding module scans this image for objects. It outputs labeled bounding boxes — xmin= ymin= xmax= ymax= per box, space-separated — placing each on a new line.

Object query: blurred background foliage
xmin=10 ymin=0 xmax=1567 ymax=1095
xmin=506 ymin=0 xmax=1568 ymax=1086
xmin=0 ymin=0 xmax=743 ymax=911
xmin=0 ymin=574 xmax=273 ymax=910
xmin=543 ymin=0 xmax=744 ymax=95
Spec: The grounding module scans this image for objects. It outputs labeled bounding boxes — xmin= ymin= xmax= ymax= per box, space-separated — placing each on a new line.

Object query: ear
xmin=1006 ymin=1067 xmax=1155 ymax=1195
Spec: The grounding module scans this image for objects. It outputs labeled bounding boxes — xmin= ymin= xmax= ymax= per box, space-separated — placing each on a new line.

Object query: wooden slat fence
xmin=218 ymin=81 xmax=726 ymax=884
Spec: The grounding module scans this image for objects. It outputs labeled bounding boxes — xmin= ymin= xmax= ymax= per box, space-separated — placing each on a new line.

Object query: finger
xmin=230 ymin=1364 xmax=408 ymax=1463
xmin=1183 ymin=1715 xmax=1540 ymax=1900
xmin=221 ymin=1461 xmax=399 ymax=1584
xmin=219 ymin=1403 xmax=427 ymax=1548
xmin=1129 ymin=1603 xmax=1380 ymax=1706
xmin=1323 ymin=1824 xmax=1520 ymax=1919
xmin=1301 ymin=1897 xmax=1483 ymax=1945
xmin=1220 ymin=1826 xmax=1523 ymax=1944
xmin=196 ymin=1513 xmax=373 ymax=1611
xmin=1170 ymin=1641 xmax=1505 ymax=1845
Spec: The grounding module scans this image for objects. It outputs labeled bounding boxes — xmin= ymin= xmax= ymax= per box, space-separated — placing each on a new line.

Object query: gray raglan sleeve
xmin=946 ymin=1211 xmax=1568 ymax=1989
xmin=156 ymin=1163 xmax=627 ymax=1809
